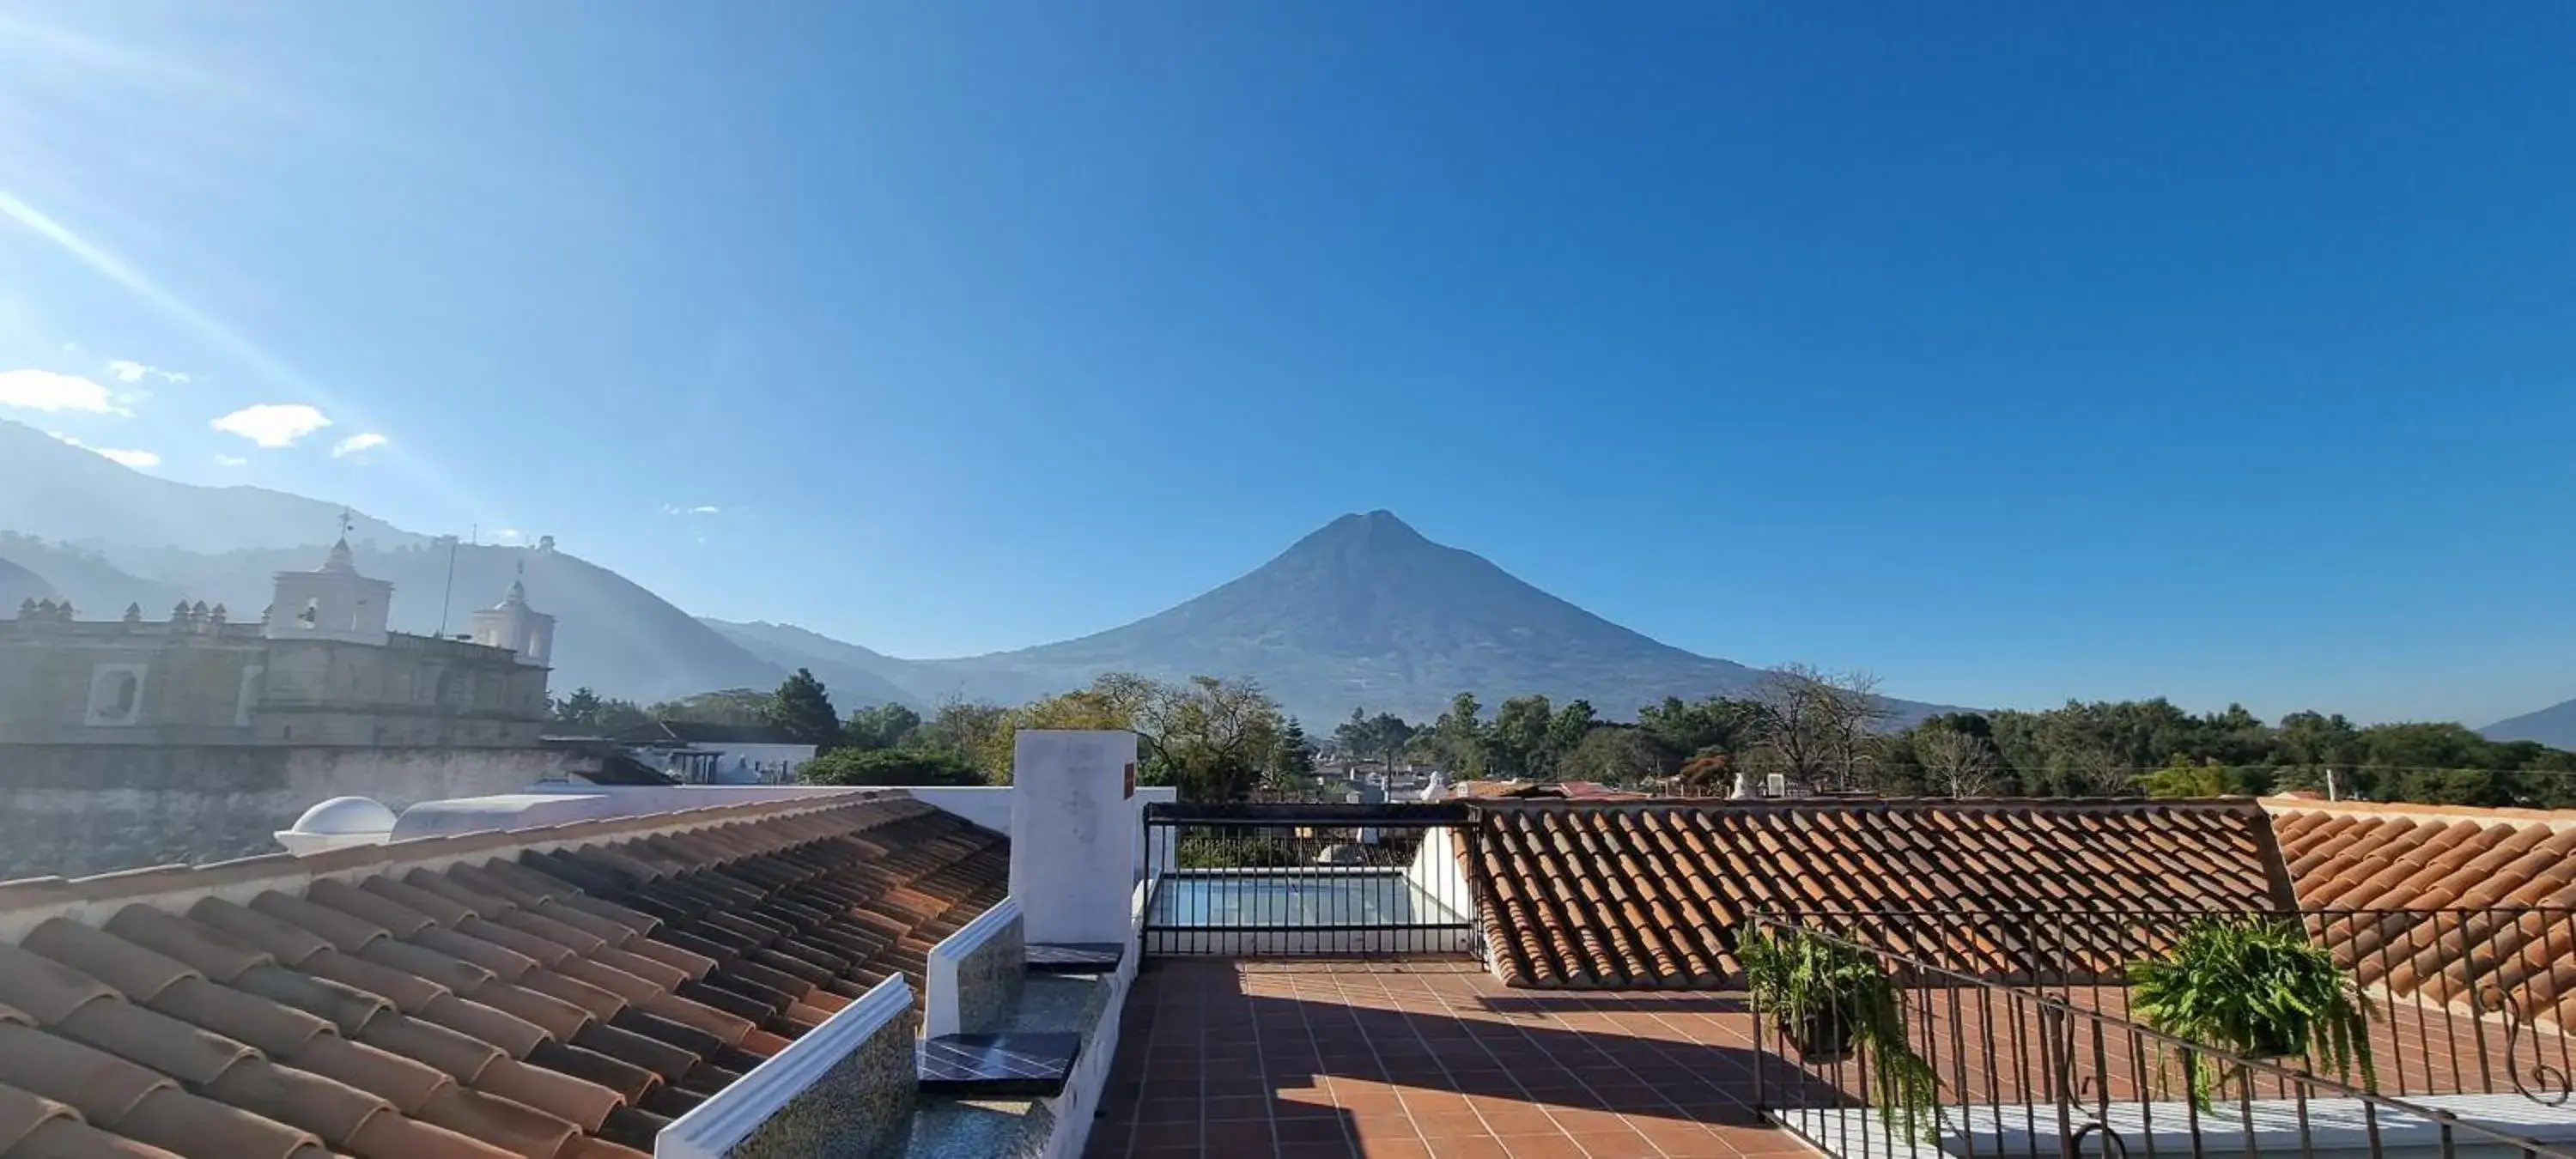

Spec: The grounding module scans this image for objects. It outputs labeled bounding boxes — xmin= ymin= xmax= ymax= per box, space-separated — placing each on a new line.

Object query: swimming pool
xmin=1143 ymin=869 xmax=1474 ymax=956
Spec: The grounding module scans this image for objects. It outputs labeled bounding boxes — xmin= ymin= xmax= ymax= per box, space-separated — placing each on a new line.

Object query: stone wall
xmin=0 ymin=744 xmax=570 ymax=878
xmin=0 ymin=628 xmax=266 ymax=744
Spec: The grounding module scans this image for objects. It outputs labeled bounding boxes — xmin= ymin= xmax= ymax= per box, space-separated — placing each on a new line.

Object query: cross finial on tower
xmin=337 ymin=508 xmax=355 ymax=537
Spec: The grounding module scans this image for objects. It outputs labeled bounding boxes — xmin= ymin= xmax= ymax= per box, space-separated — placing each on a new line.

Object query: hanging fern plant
xmin=1739 ymin=924 xmax=1941 ymax=1141
xmin=2128 ymin=917 xmax=2375 ymax=1107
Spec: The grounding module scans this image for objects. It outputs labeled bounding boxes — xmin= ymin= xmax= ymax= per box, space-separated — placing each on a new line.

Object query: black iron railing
xmin=1747 ymin=911 xmax=2576 ymax=1159
xmin=1138 ymin=801 xmax=1477 ymax=958
xmin=1763 ymin=906 xmax=2576 ymax=1109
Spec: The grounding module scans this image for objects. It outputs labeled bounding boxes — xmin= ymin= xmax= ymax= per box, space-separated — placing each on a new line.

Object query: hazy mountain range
xmin=10 ymin=416 xmax=2571 ymax=732
xmin=1 ymin=405 xmax=1949 ymax=720
xmin=2477 ymin=700 xmax=2576 ymax=750
xmin=0 ymin=421 xmax=418 ymax=554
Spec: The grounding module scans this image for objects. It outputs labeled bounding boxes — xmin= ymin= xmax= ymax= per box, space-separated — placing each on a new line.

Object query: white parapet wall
xmin=924 ymin=897 xmax=1026 ymax=1039
xmin=1402 ymin=821 xmax=1472 ymax=919
xmin=897 ymin=784 xmax=1177 ymax=883
xmin=1035 ymin=880 xmax=1151 ymax=1159
xmin=1011 ymin=731 xmax=1140 ymax=945
xmin=658 ymin=976 xmax=918 ymax=1159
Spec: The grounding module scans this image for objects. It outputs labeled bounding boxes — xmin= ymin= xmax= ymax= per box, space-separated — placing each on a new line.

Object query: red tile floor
xmin=1084 ymin=959 xmax=1816 ymax=1158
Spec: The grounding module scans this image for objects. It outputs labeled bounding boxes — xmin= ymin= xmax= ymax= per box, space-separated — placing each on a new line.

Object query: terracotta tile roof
xmin=2267 ymin=798 xmax=2576 ymax=1021
xmin=0 ymin=793 xmax=1008 ymax=1159
xmin=1463 ymin=798 xmax=2295 ymax=990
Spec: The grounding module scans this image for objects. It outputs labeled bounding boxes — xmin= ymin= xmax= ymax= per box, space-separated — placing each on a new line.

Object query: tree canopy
xmin=684 ymin=656 xmax=2576 ymax=809
xmin=643 ymin=688 xmax=771 ymax=725
xmin=763 ymin=668 xmax=841 ymax=749
xmin=550 ymin=687 xmax=649 ymax=732
xmin=799 ymin=746 xmax=983 ymax=788
xmin=844 ymin=701 xmax=922 ymax=750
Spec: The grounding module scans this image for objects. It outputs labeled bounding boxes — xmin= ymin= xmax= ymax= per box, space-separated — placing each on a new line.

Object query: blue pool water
xmin=1150 ymin=871 xmax=1464 ymax=928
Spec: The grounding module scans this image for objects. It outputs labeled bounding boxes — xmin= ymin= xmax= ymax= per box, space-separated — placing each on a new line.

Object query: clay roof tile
xmin=113 ymin=1086 xmax=325 ymax=1159
xmin=1466 ymin=798 xmax=2286 ymax=990
xmin=246 ymin=893 xmax=390 ymax=956
xmin=52 ymin=998 xmax=258 ymax=1086
xmin=0 ymin=1080 xmax=79 ymax=1150
xmin=0 ymin=1022 xmax=174 ymax=1126
xmin=140 ymin=976 xmax=330 ymax=1059
xmin=0 ymin=943 xmax=122 ymax=1024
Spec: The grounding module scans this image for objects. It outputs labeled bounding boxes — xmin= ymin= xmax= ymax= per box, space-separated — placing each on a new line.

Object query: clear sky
xmin=2 ymin=3 xmax=2570 ymax=725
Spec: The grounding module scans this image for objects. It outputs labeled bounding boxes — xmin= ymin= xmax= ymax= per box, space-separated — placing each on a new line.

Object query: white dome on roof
xmin=289 ymin=796 xmax=398 ymax=836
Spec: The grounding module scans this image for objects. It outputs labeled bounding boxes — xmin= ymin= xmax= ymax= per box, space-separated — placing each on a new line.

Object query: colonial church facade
xmin=0 ymin=537 xmax=556 ymax=747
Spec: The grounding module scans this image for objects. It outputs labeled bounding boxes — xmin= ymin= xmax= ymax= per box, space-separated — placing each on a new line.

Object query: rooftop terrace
xmin=1091 ymin=959 xmax=1799 ymax=1159
xmin=5 ymin=747 xmax=2576 ymax=1159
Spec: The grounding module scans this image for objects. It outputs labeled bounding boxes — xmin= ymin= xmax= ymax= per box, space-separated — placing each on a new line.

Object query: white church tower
xmin=469 ymin=564 xmax=554 ymax=666
xmin=264 ymin=519 xmax=392 ymax=646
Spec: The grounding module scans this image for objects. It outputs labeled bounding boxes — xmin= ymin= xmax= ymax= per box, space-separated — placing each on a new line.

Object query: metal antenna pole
xmin=437 ymin=533 xmax=460 ymax=637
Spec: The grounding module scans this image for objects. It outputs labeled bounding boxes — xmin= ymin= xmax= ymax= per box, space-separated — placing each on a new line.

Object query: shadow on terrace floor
xmin=1084 ymin=957 xmax=1828 ymax=1159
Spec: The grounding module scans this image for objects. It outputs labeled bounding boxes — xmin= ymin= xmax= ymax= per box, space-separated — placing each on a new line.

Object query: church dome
xmin=287 ymin=796 xmax=399 ymax=836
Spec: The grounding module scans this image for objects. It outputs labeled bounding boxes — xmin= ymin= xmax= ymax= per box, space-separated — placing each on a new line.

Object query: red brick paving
xmin=1084 ymin=958 xmax=1814 ymax=1159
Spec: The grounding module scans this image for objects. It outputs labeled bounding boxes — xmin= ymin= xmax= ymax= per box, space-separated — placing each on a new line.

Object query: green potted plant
xmin=2128 ymin=917 xmax=2375 ymax=1106
xmin=1739 ymin=924 xmax=1941 ymax=1139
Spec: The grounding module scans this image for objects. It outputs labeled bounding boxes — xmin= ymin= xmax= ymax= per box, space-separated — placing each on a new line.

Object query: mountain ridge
xmin=0 ymin=419 xmax=418 ymax=553
xmin=2481 ymin=699 xmax=2576 ymax=749
xmin=3 ymin=425 xmax=1955 ymax=722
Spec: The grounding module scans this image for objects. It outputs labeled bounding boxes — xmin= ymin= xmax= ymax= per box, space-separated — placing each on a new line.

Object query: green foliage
xmin=799 ymin=746 xmax=986 ymax=787
xmin=1637 ymin=695 xmax=1765 ymax=775
xmin=1489 ymin=694 xmax=1557 ymax=779
xmin=550 ymin=687 xmax=649 ymax=731
xmin=1176 ymin=834 xmax=1306 ymax=868
xmin=764 ymin=668 xmax=841 ymax=749
xmin=645 ymin=688 xmax=772 ymax=725
xmin=911 ymin=697 xmax=1012 ymax=777
xmin=1334 ymin=708 xmax=1418 ymax=768
xmin=1266 ymin=718 xmax=1318 ymax=789
xmin=1737 ymin=925 xmax=1939 ymax=1139
xmin=2138 ymin=756 xmax=2245 ymax=799
xmin=2128 ymin=918 xmax=2375 ymax=1107
xmin=1546 ymin=700 xmax=1597 ymax=762
xmin=960 ymin=672 xmax=1287 ymax=799
xmin=1561 ymin=725 xmax=1661 ymax=786
xmin=843 ymin=701 xmax=921 ymax=750
xmin=1869 ymin=701 xmax=2576 ymax=808
xmin=1411 ymin=692 xmax=1492 ymax=778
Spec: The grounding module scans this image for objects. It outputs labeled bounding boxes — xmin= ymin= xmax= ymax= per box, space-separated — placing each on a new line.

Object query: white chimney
xmin=1009 ymin=730 xmax=1139 ymax=944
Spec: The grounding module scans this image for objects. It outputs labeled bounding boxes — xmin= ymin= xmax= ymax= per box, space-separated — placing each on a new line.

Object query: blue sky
xmin=2 ymin=3 xmax=2571 ymax=725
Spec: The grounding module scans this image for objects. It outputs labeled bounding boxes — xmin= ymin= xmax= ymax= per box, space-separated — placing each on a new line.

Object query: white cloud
xmin=489 ymin=528 xmax=525 ymax=544
xmin=106 ymin=359 xmax=190 ymax=385
xmin=90 ymin=446 xmax=160 ymax=468
xmin=0 ymin=368 xmax=127 ymax=414
xmin=330 ymin=431 xmax=388 ymax=458
xmin=660 ymin=504 xmax=722 ymax=516
xmin=210 ymin=403 xmax=331 ymax=447
xmin=43 ymin=431 xmax=159 ymax=469
xmin=213 ymin=455 xmax=248 ymax=468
